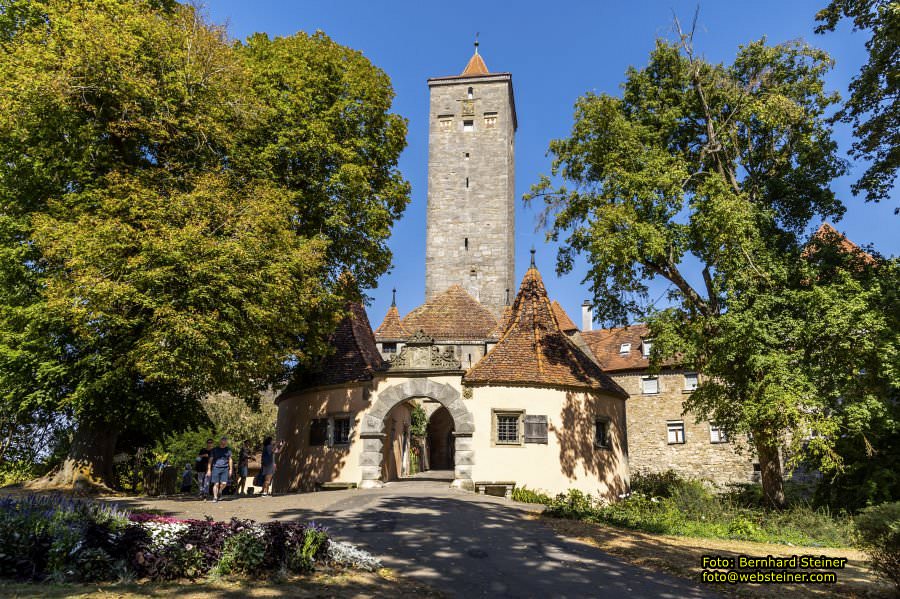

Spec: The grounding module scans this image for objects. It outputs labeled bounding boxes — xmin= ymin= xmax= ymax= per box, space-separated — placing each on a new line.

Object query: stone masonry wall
xmin=613 ymin=370 xmax=757 ymax=486
xmin=425 ymin=75 xmax=515 ymax=317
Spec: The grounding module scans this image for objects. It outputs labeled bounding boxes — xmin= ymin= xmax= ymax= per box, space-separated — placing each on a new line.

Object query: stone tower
xmin=424 ymin=42 xmax=516 ymax=317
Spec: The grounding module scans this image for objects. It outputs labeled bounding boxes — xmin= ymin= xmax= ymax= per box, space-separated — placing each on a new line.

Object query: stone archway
xmin=359 ymin=379 xmax=474 ymax=490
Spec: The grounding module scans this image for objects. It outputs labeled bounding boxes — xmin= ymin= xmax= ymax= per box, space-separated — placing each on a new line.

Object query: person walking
xmin=196 ymin=438 xmax=213 ymax=499
xmin=207 ymin=436 xmax=233 ymax=502
xmin=260 ymin=437 xmax=284 ymax=496
xmin=236 ymin=440 xmax=254 ymax=495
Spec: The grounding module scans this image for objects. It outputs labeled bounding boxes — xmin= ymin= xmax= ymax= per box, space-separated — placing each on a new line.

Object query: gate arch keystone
xmin=359 ymin=379 xmax=474 ymax=490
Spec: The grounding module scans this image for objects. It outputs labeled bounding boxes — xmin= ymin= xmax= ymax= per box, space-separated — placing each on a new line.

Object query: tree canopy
xmin=816 ymin=0 xmax=899 ymax=206
xmin=0 ymin=0 xmax=409 ymax=487
xmin=526 ymin=26 xmax=897 ymax=507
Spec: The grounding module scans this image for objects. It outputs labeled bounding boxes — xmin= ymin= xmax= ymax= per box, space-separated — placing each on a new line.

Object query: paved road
xmin=116 ymin=475 xmax=717 ymax=599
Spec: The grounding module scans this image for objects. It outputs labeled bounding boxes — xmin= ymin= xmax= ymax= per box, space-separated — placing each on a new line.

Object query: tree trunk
xmin=27 ymin=421 xmax=119 ymax=494
xmin=753 ymin=430 xmax=786 ymax=509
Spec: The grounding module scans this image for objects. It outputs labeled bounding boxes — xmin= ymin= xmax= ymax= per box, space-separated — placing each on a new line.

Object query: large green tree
xmin=0 ymin=0 xmax=409 ymax=489
xmin=816 ymin=0 xmax=899 ymax=206
xmin=527 ymin=26 xmax=855 ymax=507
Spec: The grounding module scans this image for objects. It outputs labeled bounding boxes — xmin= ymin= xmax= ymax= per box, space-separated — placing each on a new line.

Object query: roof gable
xmin=464 ymin=266 xmax=626 ymax=396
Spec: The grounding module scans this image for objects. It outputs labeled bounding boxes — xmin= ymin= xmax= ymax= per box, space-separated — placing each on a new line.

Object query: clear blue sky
xmin=205 ymin=0 xmax=898 ymax=328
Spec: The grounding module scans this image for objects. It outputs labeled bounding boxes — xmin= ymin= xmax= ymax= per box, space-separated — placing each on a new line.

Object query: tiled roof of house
xmin=461 ymin=48 xmax=490 ymax=76
xmin=464 ymin=265 xmax=626 ymax=396
xmin=582 ymin=324 xmax=679 ymax=373
xmin=374 ymin=305 xmax=409 ymax=340
xmin=489 ymin=304 xmax=513 ymax=339
xmin=551 ymin=301 xmax=578 ymax=332
xmin=288 ymin=303 xmax=385 ymax=391
xmin=402 ymin=285 xmax=498 ymax=341
xmin=807 ymin=223 xmax=876 ymax=265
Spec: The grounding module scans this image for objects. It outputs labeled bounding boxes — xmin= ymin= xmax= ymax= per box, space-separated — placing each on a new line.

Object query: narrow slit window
xmin=467 ymin=86 xmax=474 ymax=99
xmin=465 ymin=177 xmax=469 ymax=188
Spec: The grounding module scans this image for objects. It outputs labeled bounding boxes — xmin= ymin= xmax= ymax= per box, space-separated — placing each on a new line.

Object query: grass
xmin=0 ymin=568 xmax=445 ymax=598
xmin=540 ymin=516 xmax=893 ymax=599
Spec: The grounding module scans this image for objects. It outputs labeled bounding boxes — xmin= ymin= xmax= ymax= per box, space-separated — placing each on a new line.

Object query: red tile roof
xmin=464 ymin=266 xmax=626 ymax=396
xmin=402 ymin=285 xmax=498 ymax=341
xmin=374 ymin=305 xmax=409 ymax=340
xmin=807 ymin=223 xmax=876 ymax=265
xmin=582 ymin=324 xmax=679 ymax=373
xmin=489 ymin=304 xmax=513 ymax=339
xmin=461 ymin=50 xmax=489 ymax=76
xmin=551 ymin=301 xmax=578 ymax=332
xmin=289 ymin=303 xmax=385 ymax=390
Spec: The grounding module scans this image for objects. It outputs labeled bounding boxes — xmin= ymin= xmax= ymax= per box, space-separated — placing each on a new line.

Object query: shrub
xmin=545 ymin=489 xmax=595 ymax=520
xmin=630 ymin=469 xmax=685 ymax=498
xmin=855 ymin=502 xmax=900 ymax=589
xmin=511 ymin=486 xmax=553 ymax=505
xmin=288 ymin=526 xmax=329 ymax=574
xmin=217 ymin=526 xmax=267 ymax=576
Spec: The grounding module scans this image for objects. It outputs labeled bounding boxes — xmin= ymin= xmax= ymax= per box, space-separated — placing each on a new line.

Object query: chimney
xmin=581 ymin=300 xmax=593 ymax=331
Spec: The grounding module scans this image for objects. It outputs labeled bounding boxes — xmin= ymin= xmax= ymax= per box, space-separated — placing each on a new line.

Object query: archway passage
xmin=359 ymin=379 xmax=474 ymax=491
xmin=426 ymin=406 xmax=455 ymax=471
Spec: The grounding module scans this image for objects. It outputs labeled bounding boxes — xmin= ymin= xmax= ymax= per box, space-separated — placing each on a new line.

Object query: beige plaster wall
xmin=273 ymin=385 xmax=368 ymax=492
xmin=466 ymin=386 xmax=629 ymax=501
xmin=612 ymin=371 xmax=755 ymax=485
xmin=383 ymin=402 xmax=412 ymax=481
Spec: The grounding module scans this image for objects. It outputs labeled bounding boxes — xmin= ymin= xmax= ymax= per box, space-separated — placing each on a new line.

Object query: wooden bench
xmin=316 ymin=482 xmax=358 ymax=491
xmin=475 ymin=481 xmax=516 ymax=499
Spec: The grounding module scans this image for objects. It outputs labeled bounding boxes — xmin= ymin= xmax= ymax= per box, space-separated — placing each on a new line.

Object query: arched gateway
xmin=358 ymin=379 xmax=474 ymax=490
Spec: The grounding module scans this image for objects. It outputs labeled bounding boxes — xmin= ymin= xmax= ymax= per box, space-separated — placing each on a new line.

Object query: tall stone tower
xmin=424 ymin=42 xmax=516 ymax=317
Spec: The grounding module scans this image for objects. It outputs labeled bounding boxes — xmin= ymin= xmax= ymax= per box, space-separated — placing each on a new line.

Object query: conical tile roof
xmin=402 ymin=285 xmax=497 ymax=341
xmin=464 ymin=266 xmax=626 ymax=396
xmin=288 ymin=303 xmax=385 ymax=391
xmin=374 ymin=305 xmax=409 ymax=340
xmin=489 ymin=304 xmax=513 ymax=339
xmin=551 ymin=301 xmax=578 ymax=332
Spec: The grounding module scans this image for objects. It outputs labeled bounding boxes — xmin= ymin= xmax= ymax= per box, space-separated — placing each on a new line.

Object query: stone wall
xmin=425 ymin=74 xmax=515 ymax=316
xmin=612 ymin=370 xmax=756 ymax=486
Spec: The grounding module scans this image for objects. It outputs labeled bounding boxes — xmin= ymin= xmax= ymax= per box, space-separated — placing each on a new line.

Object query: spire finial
xmin=474 ymin=32 xmax=479 ymax=54
xmin=391 ymin=288 xmax=396 ymax=307
xmin=530 ymin=247 xmax=536 ymax=267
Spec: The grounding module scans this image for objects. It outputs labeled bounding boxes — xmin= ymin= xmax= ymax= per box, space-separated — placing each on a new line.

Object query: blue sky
xmin=205 ymin=0 xmax=898 ymax=328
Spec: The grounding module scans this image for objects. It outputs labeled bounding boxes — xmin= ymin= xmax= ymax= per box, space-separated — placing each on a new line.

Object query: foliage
xmin=203 ymin=393 xmax=277 ymax=451
xmin=511 ymin=486 xmax=554 ymax=505
xmin=526 ymin=23 xmax=898 ymax=508
xmin=816 ymin=0 xmax=899 ymax=204
xmin=410 ymin=404 xmax=427 ymax=438
xmin=543 ymin=478 xmax=854 ymax=547
xmin=0 ymin=494 xmax=377 ymax=583
xmin=0 ymin=0 xmax=409 ymax=486
xmin=854 ymin=502 xmax=900 ymax=588
xmin=629 ymin=470 xmax=686 ymax=499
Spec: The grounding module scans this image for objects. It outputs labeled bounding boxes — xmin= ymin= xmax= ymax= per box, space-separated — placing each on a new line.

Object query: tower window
xmin=470 ymin=268 xmax=476 ymax=278
xmin=464 ymin=238 xmax=468 ymax=250
xmin=465 ymin=177 xmax=469 ymax=188
xmin=463 ymin=120 xmax=474 ymax=132
xmin=467 ymin=86 xmax=474 ymax=99
xmin=464 ymin=152 xmax=470 ymax=159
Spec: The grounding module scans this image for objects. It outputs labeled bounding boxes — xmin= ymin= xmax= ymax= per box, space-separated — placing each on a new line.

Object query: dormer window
xmin=619 ymin=343 xmax=631 ymax=354
xmin=642 ymin=340 xmax=652 ymax=358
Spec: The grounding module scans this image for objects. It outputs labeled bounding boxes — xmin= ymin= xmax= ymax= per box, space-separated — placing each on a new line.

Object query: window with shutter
xmin=524 ymin=415 xmax=548 ymax=444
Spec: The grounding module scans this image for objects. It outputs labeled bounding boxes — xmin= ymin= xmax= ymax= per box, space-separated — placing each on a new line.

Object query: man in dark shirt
xmin=196 ymin=438 xmax=213 ymax=499
xmin=207 ymin=436 xmax=233 ymax=502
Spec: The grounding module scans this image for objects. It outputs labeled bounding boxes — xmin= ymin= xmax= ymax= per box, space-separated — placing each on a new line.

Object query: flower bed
xmin=0 ymin=494 xmax=381 ymax=583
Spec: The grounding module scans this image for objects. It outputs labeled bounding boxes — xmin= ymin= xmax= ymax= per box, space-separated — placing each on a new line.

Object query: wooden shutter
xmin=524 ymin=415 xmax=548 ymax=444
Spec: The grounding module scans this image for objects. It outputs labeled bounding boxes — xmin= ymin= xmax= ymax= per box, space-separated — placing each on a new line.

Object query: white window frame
xmin=709 ymin=423 xmax=728 ymax=444
xmin=641 ymin=375 xmax=659 ymax=395
xmin=641 ymin=339 xmax=653 ymax=358
xmin=684 ymin=372 xmax=699 ymax=392
xmin=619 ymin=343 xmax=631 ymax=354
xmin=667 ymin=420 xmax=685 ymax=445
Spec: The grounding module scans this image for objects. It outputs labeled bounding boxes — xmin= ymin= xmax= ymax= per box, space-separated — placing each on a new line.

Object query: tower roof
xmin=489 ymin=304 xmax=514 ymax=339
xmin=402 ymin=285 xmax=498 ymax=341
xmin=464 ymin=265 xmax=626 ymax=396
xmin=286 ymin=303 xmax=385 ymax=392
xmin=461 ymin=45 xmax=490 ymax=76
xmin=374 ymin=304 xmax=410 ymax=340
xmin=551 ymin=301 xmax=579 ymax=333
